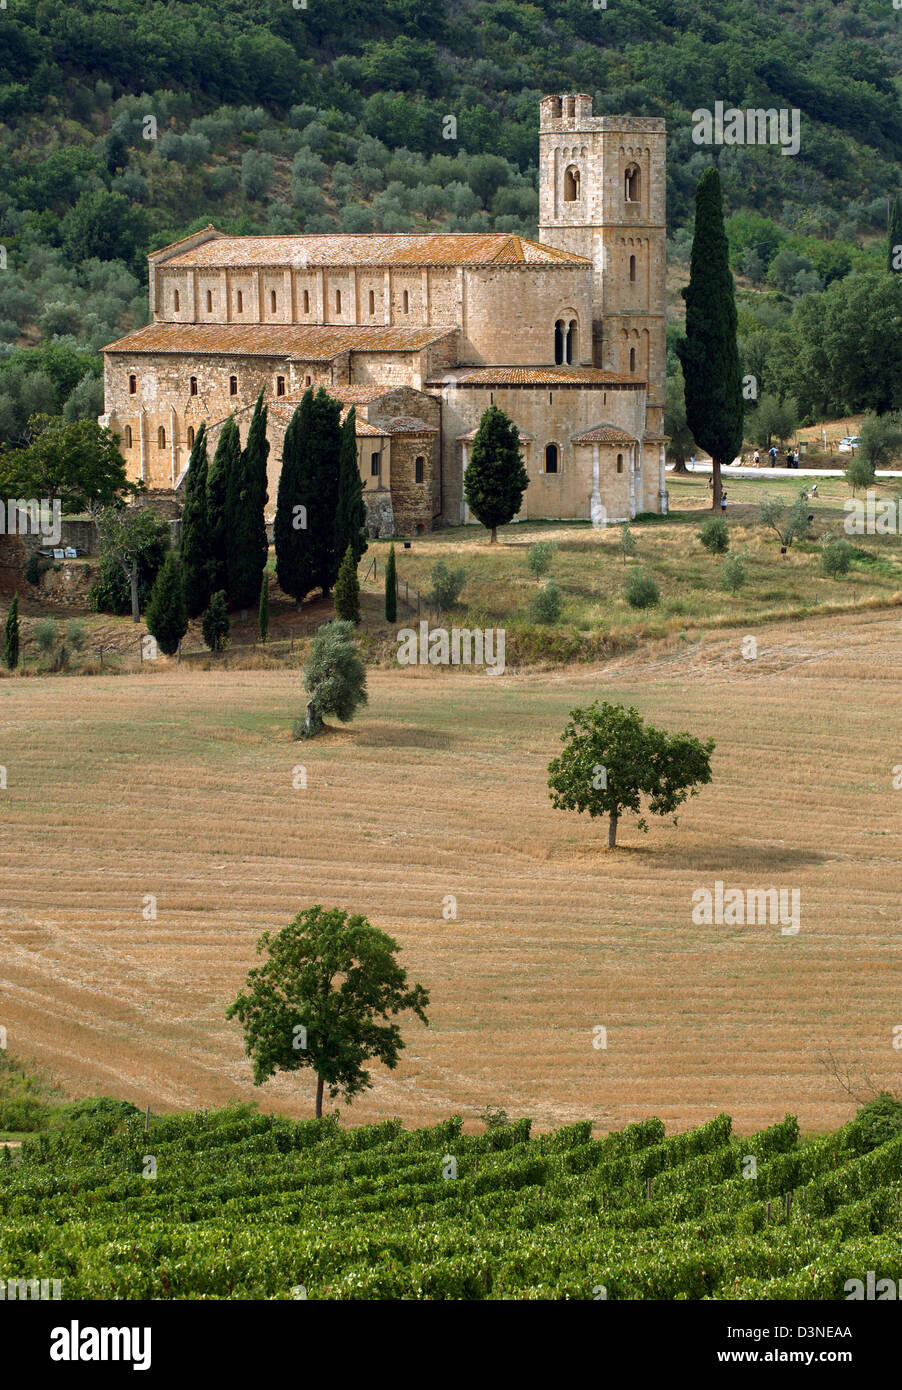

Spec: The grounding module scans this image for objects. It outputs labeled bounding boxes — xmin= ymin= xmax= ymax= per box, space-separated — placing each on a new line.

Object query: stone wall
xmin=389 ymin=433 xmax=440 ymax=535
xmin=460 ymin=266 xmax=592 ymax=366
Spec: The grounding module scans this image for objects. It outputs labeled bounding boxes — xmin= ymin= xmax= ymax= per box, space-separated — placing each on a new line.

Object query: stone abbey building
xmin=101 ymin=94 xmax=668 ymax=535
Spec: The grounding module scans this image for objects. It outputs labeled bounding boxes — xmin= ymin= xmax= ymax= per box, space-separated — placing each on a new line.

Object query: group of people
xmin=757 ymin=445 xmax=801 ymax=468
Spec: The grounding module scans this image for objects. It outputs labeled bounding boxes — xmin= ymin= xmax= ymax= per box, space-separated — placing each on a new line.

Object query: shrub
xmin=34 ymin=618 xmax=57 ymax=654
xmin=530 ymin=580 xmax=562 ymax=623
xmin=699 ymin=516 xmax=729 ymax=553
xmin=844 ymin=454 xmax=875 ymax=495
xmin=821 ymin=537 xmax=854 ymax=577
xmin=202 ymin=591 xmax=230 ymax=652
xmin=624 ymin=569 xmax=659 ymax=609
xmin=65 ymin=620 xmax=85 ymax=652
xmin=24 ymin=552 xmax=45 ymax=585
xmin=526 ymin=541 xmax=556 ymax=578
xmin=619 ymin=522 xmax=637 ymax=562
xmin=428 ymin=561 xmax=465 ymax=612
xmin=301 ymin=619 xmax=367 ymax=737
xmin=845 ymin=1093 xmax=902 ymax=1154
xmin=719 ymin=555 xmax=746 ymax=594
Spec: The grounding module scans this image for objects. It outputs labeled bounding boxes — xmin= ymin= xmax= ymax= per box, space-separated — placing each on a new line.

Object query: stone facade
xmin=102 ymin=94 xmax=668 ymax=533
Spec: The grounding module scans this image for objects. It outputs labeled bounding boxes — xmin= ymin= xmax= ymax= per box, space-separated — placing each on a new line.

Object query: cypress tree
xmin=202 ymin=590 xmax=230 ymax=652
xmin=334 ymin=406 xmax=368 ymax=570
xmin=4 ymin=593 xmax=20 ymax=670
xmin=888 ymin=195 xmax=902 ymax=274
xmin=274 ymin=391 xmax=315 ymax=606
xmin=384 ymin=542 xmax=397 ymax=624
xmin=677 ymin=166 xmax=744 ymax=508
xmin=333 ymin=544 xmax=360 ymax=623
xmin=309 ymin=387 xmax=343 ymax=597
xmin=228 ymin=391 xmax=270 ymax=611
xmin=464 ymin=405 xmax=529 ymax=542
xmin=207 ymin=416 xmax=240 ymax=596
xmin=258 ymin=571 xmax=269 ymax=644
xmin=145 ymin=552 xmax=188 ymax=656
xmin=180 ymin=422 xmax=211 ymax=619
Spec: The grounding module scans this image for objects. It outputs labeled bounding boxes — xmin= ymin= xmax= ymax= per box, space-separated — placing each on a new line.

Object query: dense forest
xmin=1 ymin=0 xmax=901 ymax=443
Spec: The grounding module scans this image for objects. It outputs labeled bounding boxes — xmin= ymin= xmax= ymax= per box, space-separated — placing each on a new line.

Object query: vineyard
xmin=2 ymin=1099 xmax=902 ymax=1299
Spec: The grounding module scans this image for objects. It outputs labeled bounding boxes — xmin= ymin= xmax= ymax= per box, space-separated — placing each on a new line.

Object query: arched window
xmin=616 ymin=453 xmax=624 ymax=473
xmin=187 ymin=426 xmax=195 ymax=448
xmin=563 ymin=165 xmax=580 ymax=202
xmin=565 ymin=318 xmax=577 ymax=364
xmin=303 ymin=289 xmax=310 ymax=314
xmin=206 ymin=290 xmax=213 ymax=312
xmin=629 ymin=254 xmax=637 ymax=283
xmin=403 ymin=289 xmax=409 ymax=314
xmin=370 ymin=451 xmax=380 ymax=477
xmin=128 ymin=374 xmax=137 ymax=394
xmin=335 ymin=289 xmax=342 ymax=314
xmin=544 ymin=443 xmax=559 ymax=474
xmin=189 ymin=376 xmax=198 ymax=396
xmin=629 ymin=347 xmax=636 ymax=372
xmin=236 ymin=290 xmax=243 ymax=313
xmin=304 ymin=374 xmax=312 ymax=386
xmin=554 ymin=319 xmax=564 ymax=365
xmin=625 ymin=164 xmax=641 ymax=202
xmin=276 ymin=375 xmax=286 ymax=397
xmin=414 ymin=456 xmax=425 ymax=484
xmin=271 ymin=290 xmax=277 ymax=313
xmin=158 ymin=426 xmax=166 ymax=450
xmin=174 ymin=289 xmax=180 ymax=312
xmin=369 ymin=289 xmax=375 ymax=315
xmin=229 ymin=375 xmax=238 ymax=396
xmin=125 ymin=426 xmax=133 ymax=449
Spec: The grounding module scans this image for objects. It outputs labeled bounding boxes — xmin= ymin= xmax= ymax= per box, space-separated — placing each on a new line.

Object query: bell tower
xmin=538 ymin=94 xmax=667 ymax=432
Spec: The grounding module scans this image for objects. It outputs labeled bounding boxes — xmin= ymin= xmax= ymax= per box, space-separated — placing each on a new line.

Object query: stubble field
xmin=1 ymin=605 xmax=900 ymax=1136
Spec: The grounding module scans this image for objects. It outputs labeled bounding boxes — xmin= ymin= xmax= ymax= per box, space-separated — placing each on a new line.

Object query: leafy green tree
xmin=547 ymin=702 xmax=715 ymax=848
xmin=384 ymin=542 xmax=397 ymax=623
xmin=144 ymin=551 xmax=188 ymax=657
xmin=0 ymin=416 xmax=130 ymax=512
xmin=61 ymin=190 xmax=148 ymax=273
xmin=759 ymin=493 xmax=810 ymax=547
xmin=227 ymin=392 xmax=269 ymax=612
xmin=206 ymin=416 xmax=240 ymax=598
xmin=526 ymin=541 xmax=556 ymax=577
xmin=698 ymin=517 xmax=729 ymax=553
xmin=334 ymin=407 xmax=368 ymax=568
xmin=821 ymin=537 xmax=854 ymax=577
xmin=258 ymin=573 xmax=269 ymax=644
xmin=463 ymin=405 xmax=529 ymax=543
xmin=202 ymin=590 xmax=230 ymax=652
xmin=301 ymin=619 xmax=367 ymax=738
xmin=624 ymin=569 xmax=660 ymax=609
xmin=4 ymin=594 xmax=19 ymax=671
xmin=225 ymin=904 xmax=429 ymax=1119
xmin=677 ymin=168 xmax=744 ymax=508
xmin=747 ymin=394 xmax=798 ymax=449
xmin=333 ymin=544 xmax=360 ymax=623
xmin=858 ymin=412 xmax=902 ymax=472
xmin=720 ymin=555 xmax=746 ymax=594
xmin=664 ymin=366 xmax=695 ymax=471
xmin=274 ymin=396 xmax=312 ymax=606
xmin=180 ymin=423 xmax=211 ymax=620
xmin=844 ymin=454 xmax=875 ymax=496
xmin=619 ymin=522 xmax=637 ymax=563
xmin=97 ymin=506 xmax=171 ymax=623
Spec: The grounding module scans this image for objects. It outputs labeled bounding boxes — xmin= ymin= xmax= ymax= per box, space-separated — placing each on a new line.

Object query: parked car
xmin=838 ymin=436 xmax=860 ymax=453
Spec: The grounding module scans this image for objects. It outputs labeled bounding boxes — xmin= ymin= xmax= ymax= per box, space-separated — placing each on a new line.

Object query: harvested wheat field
xmin=1 ymin=606 xmax=901 ymax=1136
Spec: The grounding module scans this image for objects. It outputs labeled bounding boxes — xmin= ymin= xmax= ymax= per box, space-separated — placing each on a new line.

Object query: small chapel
xmin=101 ymin=94 xmax=668 ymax=535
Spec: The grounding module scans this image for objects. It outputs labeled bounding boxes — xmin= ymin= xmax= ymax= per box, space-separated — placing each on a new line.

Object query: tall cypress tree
xmin=145 ymin=552 xmax=188 ymax=657
xmin=309 ymin=387 xmax=342 ymax=598
xmin=333 ymin=544 xmax=360 ymax=623
xmin=677 ymin=166 xmax=744 ymax=508
xmin=228 ymin=391 xmax=270 ymax=611
xmin=4 ymin=593 xmax=19 ymax=670
xmin=258 ymin=571 xmax=269 ymax=644
xmin=888 ymin=195 xmax=902 ymax=274
xmin=384 ymin=542 xmax=397 ymax=624
xmin=274 ymin=391 xmax=316 ymax=607
xmin=207 ymin=415 xmax=240 ymax=597
xmin=180 ymin=422 xmax=211 ymax=619
xmin=334 ymin=406 xmax=368 ymax=570
xmin=464 ymin=405 xmax=529 ymax=543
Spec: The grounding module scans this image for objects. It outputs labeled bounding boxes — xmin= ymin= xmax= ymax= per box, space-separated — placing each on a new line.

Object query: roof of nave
xmin=571 ymin=423 xmax=638 ymax=443
xmin=156 ymin=230 xmax=590 ymax=270
xmin=428 ymin=366 xmax=642 ymax=388
xmin=102 ymin=323 xmax=457 ymax=358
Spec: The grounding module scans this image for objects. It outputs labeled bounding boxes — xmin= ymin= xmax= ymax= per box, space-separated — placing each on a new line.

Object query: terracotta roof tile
xmin=380 ymin=416 xmax=438 ymax=434
xmin=428 ymin=366 xmax=641 ymax=387
xmin=103 ymin=322 xmax=456 ymax=358
xmin=571 ymin=423 xmax=637 ymax=443
xmin=159 ymin=231 xmax=589 ymax=270
xmin=269 ymin=398 xmax=389 ymax=437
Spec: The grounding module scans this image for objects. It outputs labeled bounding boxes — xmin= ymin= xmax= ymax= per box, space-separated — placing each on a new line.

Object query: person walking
xmin=754 ymin=448 xmax=760 ymax=466
xmin=769 ymin=445 xmax=777 ymax=467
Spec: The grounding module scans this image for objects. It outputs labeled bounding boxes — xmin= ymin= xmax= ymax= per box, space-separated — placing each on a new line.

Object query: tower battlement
xmin=539 ymin=94 xmax=666 ymax=135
